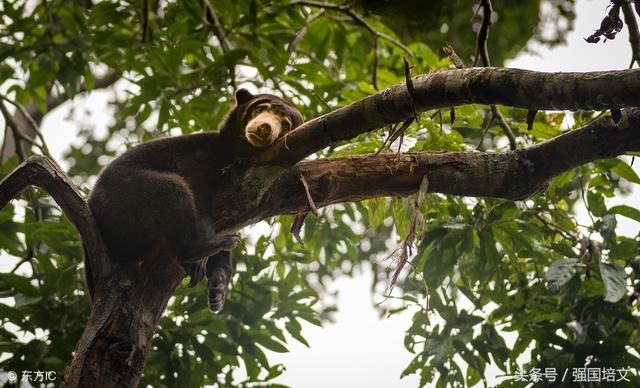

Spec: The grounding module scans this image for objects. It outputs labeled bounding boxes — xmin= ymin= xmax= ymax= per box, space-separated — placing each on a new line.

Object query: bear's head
xmin=221 ymin=89 xmax=304 ymax=157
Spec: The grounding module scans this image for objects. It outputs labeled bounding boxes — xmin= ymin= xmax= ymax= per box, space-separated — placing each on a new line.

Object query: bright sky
xmin=2 ymin=0 xmax=638 ymax=387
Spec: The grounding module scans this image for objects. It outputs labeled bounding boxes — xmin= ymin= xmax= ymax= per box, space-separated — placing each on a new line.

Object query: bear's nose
xmin=257 ymin=122 xmax=271 ymax=136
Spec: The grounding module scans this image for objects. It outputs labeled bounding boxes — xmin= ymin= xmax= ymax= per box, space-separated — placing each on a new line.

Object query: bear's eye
xmin=282 ymin=121 xmax=291 ymax=131
xmin=255 ymin=105 xmax=267 ymax=113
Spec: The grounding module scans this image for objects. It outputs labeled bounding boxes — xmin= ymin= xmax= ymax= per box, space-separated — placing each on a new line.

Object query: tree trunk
xmin=64 ymin=258 xmax=185 ymax=387
xmin=0 ymin=156 xmax=182 ymax=387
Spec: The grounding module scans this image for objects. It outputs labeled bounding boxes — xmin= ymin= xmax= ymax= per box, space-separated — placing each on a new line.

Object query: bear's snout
xmin=257 ymin=122 xmax=272 ymax=136
xmin=245 ymin=112 xmax=283 ymax=147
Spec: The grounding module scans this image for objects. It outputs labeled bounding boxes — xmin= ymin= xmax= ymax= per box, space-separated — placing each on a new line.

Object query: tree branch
xmin=290 ymin=0 xmax=413 ymax=56
xmin=1 ymin=72 xmax=120 ymax=161
xmin=287 ymin=8 xmax=326 ymax=54
xmin=490 ymin=105 xmax=516 ymax=149
xmin=0 ymin=94 xmax=52 ymax=159
xmin=259 ymin=67 xmax=640 ymax=166
xmin=474 ymin=0 xmax=517 ymax=150
xmin=0 ymin=100 xmax=27 ymax=161
xmin=622 ymin=0 xmax=640 ymax=67
xmin=65 ymin=254 xmax=183 ymax=387
xmin=211 ymin=108 xmax=640 ymax=232
xmin=203 ymin=0 xmax=231 ymax=53
xmin=0 ymin=154 xmax=109 ymax=305
xmin=473 ymin=0 xmax=492 ymax=67
xmin=0 ymin=155 xmax=110 ymax=288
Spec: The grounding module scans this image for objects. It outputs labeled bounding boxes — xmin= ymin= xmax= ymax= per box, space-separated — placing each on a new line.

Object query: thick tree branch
xmin=64 ymin=254 xmax=183 ymax=387
xmin=212 ymin=108 xmax=640 ymax=232
xmin=260 ymin=67 xmax=640 ymax=166
xmin=0 ymin=155 xmax=110 ymax=288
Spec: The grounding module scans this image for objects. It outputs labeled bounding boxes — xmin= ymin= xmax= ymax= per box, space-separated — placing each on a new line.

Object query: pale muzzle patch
xmin=245 ymin=110 xmax=286 ymax=147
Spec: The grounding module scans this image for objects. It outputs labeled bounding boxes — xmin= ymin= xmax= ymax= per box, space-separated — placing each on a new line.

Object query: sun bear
xmin=87 ymin=89 xmax=304 ymax=312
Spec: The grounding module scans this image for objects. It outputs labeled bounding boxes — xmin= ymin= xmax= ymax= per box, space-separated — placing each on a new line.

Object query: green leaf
xmin=609 ymin=238 xmax=637 ymax=260
xmin=551 ymin=240 xmax=578 ymax=258
xmin=285 ymin=323 xmax=309 ymax=348
xmin=425 ymin=335 xmax=451 ymax=363
xmin=14 ymin=294 xmax=42 ymax=309
xmin=296 ymin=307 xmax=322 ymax=327
xmin=465 ymin=359 xmax=482 ymax=386
xmin=158 ymin=98 xmax=170 ymax=130
xmin=610 ymin=205 xmax=640 ymax=223
xmin=599 ymin=214 xmax=617 ymax=242
xmin=545 ymin=258 xmax=580 ymax=292
xmin=401 ymin=355 xmax=423 ymax=378
xmin=610 ymin=159 xmax=640 ymax=184
xmin=242 ymin=352 xmax=260 ymax=380
xmin=254 ymin=335 xmax=289 ymax=353
xmin=587 ymin=191 xmax=607 ymax=217
xmin=409 ymin=43 xmax=439 ymax=68
xmin=599 ymin=262 xmax=627 ymax=303
xmin=365 ymin=198 xmax=387 ymax=229
xmin=0 ymin=273 xmax=39 ymax=296
xmin=530 ymin=121 xmax=559 ymax=140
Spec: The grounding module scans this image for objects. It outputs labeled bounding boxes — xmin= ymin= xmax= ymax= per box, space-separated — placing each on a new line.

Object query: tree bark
xmin=0 ymin=68 xmax=638 ymax=387
xmin=260 ymin=67 xmax=640 ymax=165
xmin=0 ymin=156 xmax=183 ymax=387
xmin=64 ymin=258 xmax=184 ymax=387
xmin=212 ymin=108 xmax=640 ymax=232
xmin=0 ymin=156 xmax=108 ymax=277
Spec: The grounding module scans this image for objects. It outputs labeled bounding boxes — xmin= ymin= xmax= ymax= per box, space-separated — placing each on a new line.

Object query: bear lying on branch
xmin=87 ymin=89 xmax=303 ymax=312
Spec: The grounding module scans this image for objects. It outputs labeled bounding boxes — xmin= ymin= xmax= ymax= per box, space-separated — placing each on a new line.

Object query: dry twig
xmin=298 ymin=172 xmax=319 ymax=216
xmin=291 ymin=211 xmax=309 ymax=247
xmin=389 ymin=175 xmax=429 ymax=292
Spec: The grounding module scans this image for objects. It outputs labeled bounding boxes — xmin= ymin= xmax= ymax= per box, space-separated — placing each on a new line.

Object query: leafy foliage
xmin=1 ymin=0 xmax=639 ymax=387
xmin=359 ymin=0 xmax=577 ymax=65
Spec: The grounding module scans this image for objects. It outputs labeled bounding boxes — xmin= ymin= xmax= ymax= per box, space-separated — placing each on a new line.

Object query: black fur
xmin=86 ymin=89 xmax=303 ymax=309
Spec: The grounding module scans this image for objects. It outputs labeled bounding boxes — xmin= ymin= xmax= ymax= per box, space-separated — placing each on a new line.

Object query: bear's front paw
xmin=208 ymin=269 xmax=229 ymax=313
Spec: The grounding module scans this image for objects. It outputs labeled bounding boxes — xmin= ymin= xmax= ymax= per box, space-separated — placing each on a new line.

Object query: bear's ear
xmin=235 ymin=88 xmax=254 ymax=105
